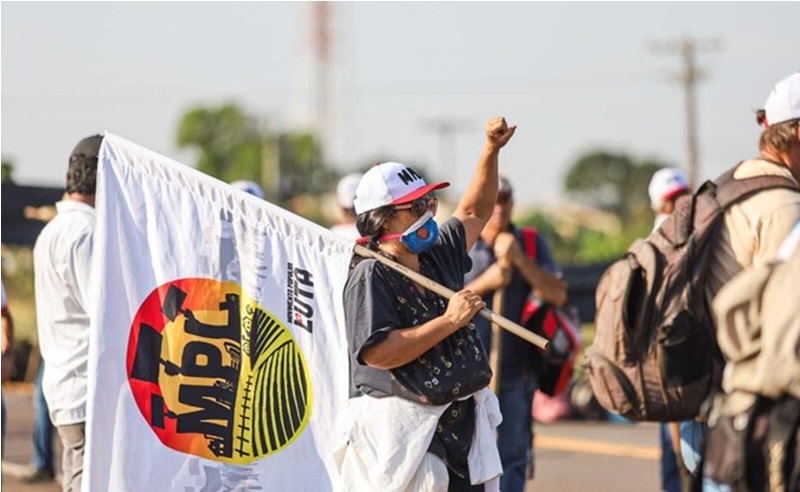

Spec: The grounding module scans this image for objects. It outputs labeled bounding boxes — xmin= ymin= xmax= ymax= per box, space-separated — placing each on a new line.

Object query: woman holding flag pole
xmin=337 ymin=117 xmax=518 ymax=491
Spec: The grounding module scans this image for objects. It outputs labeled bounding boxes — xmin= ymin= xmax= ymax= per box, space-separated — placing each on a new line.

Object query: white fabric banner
xmin=84 ymin=132 xmax=353 ymax=491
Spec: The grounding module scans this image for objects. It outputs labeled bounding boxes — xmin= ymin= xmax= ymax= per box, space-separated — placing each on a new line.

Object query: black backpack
xmin=588 ymin=162 xmax=800 ymax=421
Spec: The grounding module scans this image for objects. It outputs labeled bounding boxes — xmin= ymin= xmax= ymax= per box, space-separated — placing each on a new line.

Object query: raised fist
xmin=486 ymin=117 xmax=516 ymax=150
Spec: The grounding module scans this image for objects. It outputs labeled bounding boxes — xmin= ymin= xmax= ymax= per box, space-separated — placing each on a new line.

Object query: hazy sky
xmin=2 ymin=2 xmax=798 ymax=207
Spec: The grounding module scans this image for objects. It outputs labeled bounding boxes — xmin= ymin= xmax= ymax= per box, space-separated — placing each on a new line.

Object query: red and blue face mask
xmin=381 ymin=211 xmax=439 ymax=254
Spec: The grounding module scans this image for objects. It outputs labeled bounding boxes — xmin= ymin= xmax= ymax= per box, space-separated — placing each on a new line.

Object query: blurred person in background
xmin=463 ymin=176 xmax=567 ymax=492
xmin=21 ymin=360 xmax=56 ymax=483
xmin=648 ymin=167 xmax=692 ymax=230
xmin=2 ymin=279 xmax=15 ymax=458
xmin=230 ymin=179 xmax=266 ymax=200
xmin=330 ymin=172 xmax=363 ymax=240
xmin=648 ymin=167 xmax=698 ymax=492
xmin=34 ymin=134 xmax=102 ymax=492
xmin=18 ymin=206 xmax=59 ymax=483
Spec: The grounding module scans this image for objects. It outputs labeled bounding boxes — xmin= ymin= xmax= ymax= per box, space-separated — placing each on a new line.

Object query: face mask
xmin=380 ymin=211 xmax=440 ymax=254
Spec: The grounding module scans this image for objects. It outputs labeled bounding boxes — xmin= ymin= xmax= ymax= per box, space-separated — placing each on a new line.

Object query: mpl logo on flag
xmin=85 ymin=133 xmax=353 ymax=490
xmin=127 ymin=278 xmax=312 ymax=464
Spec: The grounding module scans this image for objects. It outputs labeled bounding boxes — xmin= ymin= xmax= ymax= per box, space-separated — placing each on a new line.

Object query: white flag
xmin=84 ymin=133 xmax=353 ymax=491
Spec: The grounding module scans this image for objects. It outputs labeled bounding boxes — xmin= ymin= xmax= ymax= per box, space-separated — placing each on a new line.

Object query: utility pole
xmin=650 ymin=36 xmax=722 ymax=187
xmin=422 ymin=118 xmax=471 ymax=185
xmin=312 ymin=2 xmax=332 ymax=161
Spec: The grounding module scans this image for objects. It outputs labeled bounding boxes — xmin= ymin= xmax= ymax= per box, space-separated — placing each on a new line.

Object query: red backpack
xmin=519 ymin=228 xmax=581 ymax=397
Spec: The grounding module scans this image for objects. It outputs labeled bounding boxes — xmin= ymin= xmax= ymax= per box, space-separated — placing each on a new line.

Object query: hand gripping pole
xmin=354 ymin=244 xmax=549 ymax=350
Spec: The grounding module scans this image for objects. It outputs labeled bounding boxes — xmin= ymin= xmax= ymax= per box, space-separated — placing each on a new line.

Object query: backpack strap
xmin=521 ymin=227 xmax=538 ymax=261
xmin=708 ymin=161 xmax=800 ymax=210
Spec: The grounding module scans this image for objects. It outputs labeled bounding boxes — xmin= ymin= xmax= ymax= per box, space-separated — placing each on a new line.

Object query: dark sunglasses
xmin=394 ymin=196 xmax=438 ymax=217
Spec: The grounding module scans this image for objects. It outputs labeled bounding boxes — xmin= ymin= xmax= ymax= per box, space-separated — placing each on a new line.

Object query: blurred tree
xmin=512 ymin=150 xmax=675 ymax=265
xmin=176 ymin=103 xmax=339 ymax=206
xmin=573 ymin=226 xmax=651 ymax=264
xmin=277 ymin=133 xmax=338 ymax=202
xmin=177 ymin=103 xmax=263 ymax=184
xmin=2 ymin=158 xmax=15 ymax=183
xmin=564 ymin=150 xmax=663 ymax=222
xmin=516 ymin=210 xmax=578 ymax=265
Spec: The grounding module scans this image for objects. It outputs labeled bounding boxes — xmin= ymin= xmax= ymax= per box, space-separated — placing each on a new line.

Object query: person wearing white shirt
xmin=647 ymin=167 xmax=701 ymax=491
xmin=34 ymin=134 xmax=102 ymax=492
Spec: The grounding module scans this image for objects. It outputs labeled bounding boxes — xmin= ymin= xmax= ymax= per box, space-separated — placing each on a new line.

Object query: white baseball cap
xmin=763 ymin=72 xmax=800 ymax=127
xmin=648 ymin=167 xmax=690 ymax=211
xmin=230 ymin=180 xmax=265 ymax=200
xmin=353 ymin=162 xmax=449 ymax=215
xmin=336 ymin=172 xmax=363 ymax=210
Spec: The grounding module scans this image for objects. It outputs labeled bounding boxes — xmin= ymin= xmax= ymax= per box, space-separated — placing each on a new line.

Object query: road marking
xmin=537 ymin=435 xmax=659 ymax=460
xmin=1 ymin=460 xmax=32 ymax=478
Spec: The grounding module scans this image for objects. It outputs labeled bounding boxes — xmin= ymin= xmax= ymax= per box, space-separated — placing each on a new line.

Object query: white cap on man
xmin=763 ymin=72 xmax=800 ymax=127
xmin=336 ymin=172 xmax=363 ymax=210
xmin=353 ymin=162 xmax=449 ymax=215
xmin=648 ymin=167 xmax=690 ymax=211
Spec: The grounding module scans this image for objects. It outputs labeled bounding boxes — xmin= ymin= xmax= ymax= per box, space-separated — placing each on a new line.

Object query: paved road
xmin=2 ymin=386 xmax=61 ymax=492
xmin=2 ymin=385 xmax=660 ymax=491
xmin=532 ymin=421 xmax=659 ymax=491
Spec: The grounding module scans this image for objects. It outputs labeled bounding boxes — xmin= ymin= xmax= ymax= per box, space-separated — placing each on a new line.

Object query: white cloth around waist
xmin=333 ymin=387 xmax=502 ymax=491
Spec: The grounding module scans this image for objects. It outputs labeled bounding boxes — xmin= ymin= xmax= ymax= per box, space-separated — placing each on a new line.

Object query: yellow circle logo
xmin=127 ymin=278 xmax=313 ymax=464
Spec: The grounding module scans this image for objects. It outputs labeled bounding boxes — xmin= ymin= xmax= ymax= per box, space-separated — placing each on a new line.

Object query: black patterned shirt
xmin=344 ymin=217 xmax=491 ymax=482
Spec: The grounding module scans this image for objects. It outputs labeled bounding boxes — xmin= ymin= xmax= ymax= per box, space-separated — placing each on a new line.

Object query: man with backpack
xmin=706 ymin=219 xmax=800 ymax=490
xmin=589 ymin=72 xmax=800 ymax=491
xmin=464 ymin=176 xmax=567 ymax=492
xmin=704 ymin=72 xmax=800 ymax=315
xmin=701 ymin=72 xmax=800 ymax=489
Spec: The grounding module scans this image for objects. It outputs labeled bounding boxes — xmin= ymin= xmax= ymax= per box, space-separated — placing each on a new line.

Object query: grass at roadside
xmin=2 ymin=246 xmax=38 ymax=345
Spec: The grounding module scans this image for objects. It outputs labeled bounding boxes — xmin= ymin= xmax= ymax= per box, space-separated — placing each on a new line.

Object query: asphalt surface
xmin=2 ymin=385 xmax=61 ymax=492
xmin=2 ymin=385 xmax=660 ymax=491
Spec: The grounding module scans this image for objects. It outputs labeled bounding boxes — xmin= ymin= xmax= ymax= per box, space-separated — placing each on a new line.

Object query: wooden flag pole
xmin=354 ymin=244 xmax=549 ymax=350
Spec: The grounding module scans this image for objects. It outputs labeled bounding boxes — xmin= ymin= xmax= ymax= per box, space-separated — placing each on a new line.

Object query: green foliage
xmin=516 ymin=149 xmax=674 ymax=265
xmin=564 ymin=150 xmax=664 ymax=222
xmin=176 ymin=102 xmax=339 ymax=206
xmin=277 ymin=133 xmax=338 ymax=201
xmin=517 ymin=208 xmax=653 ymax=265
xmin=1 ymin=246 xmax=38 ymax=344
xmin=516 ymin=211 xmax=579 ymax=265
xmin=2 ymin=158 xmax=14 ymax=183
xmin=572 ymin=223 xmax=651 ymax=263
xmin=177 ymin=103 xmax=263 ymax=184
